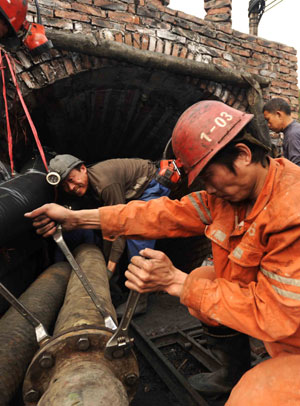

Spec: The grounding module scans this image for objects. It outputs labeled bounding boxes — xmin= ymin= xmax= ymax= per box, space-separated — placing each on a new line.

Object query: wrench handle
xmin=0 ymin=282 xmax=50 ymax=343
xmin=118 ymin=290 xmax=141 ymax=334
xmin=53 ymin=225 xmax=117 ymax=330
xmin=104 ymin=290 xmax=141 ymax=359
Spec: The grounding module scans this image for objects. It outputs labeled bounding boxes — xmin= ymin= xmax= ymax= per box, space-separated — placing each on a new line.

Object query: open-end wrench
xmin=0 ymin=281 xmax=50 ymax=344
xmin=104 ymin=289 xmax=140 ymax=359
xmin=53 ymin=225 xmax=117 ymax=331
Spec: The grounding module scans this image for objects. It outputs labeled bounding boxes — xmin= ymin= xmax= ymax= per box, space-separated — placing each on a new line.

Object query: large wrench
xmin=53 ymin=225 xmax=117 ymax=331
xmin=104 ymin=290 xmax=140 ymax=359
xmin=0 ymin=281 xmax=50 ymax=344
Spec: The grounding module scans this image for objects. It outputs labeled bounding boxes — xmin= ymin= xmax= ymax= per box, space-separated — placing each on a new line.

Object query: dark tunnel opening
xmin=25 ymin=64 xmax=213 ymax=164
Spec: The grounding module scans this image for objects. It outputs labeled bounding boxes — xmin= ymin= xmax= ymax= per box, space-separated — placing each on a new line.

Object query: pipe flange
xmin=23 ymin=328 xmax=139 ymax=405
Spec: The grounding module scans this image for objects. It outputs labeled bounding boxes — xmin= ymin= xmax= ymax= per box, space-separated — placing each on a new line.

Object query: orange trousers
xmin=226 ymin=352 xmax=300 ymax=406
xmin=184 ymin=267 xmax=300 ymax=405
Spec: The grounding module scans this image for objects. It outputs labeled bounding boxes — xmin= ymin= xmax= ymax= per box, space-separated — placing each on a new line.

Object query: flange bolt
xmin=39 ymin=353 xmax=54 ymax=369
xmin=124 ymin=373 xmax=138 ymax=386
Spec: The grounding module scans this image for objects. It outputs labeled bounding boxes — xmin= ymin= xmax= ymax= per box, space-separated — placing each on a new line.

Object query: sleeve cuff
xmin=180 ymin=268 xmax=209 ymax=311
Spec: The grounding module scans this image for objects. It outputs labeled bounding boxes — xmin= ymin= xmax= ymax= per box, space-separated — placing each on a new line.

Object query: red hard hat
xmin=0 ymin=0 xmax=28 ymax=34
xmin=172 ymin=100 xmax=254 ymax=186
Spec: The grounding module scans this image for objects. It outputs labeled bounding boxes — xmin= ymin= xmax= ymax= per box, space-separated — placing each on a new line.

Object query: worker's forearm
xmin=165 ymin=269 xmax=188 ymax=297
xmin=72 ymin=209 xmax=101 ymax=229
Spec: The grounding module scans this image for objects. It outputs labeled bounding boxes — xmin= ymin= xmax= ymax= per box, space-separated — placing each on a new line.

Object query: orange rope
xmin=4 ymin=52 xmax=48 ymax=172
xmin=0 ymin=50 xmax=14 ymax=175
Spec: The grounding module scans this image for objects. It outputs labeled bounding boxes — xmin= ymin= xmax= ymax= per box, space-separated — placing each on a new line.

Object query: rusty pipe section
xmin=23 ymin=244 xmax=139 ymax=405
xmin=0 ymin=262 xmax=71 ymax=406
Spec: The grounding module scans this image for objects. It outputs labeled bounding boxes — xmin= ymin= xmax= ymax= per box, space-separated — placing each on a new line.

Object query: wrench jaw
xmin=104 ymin=334 xmax=135 ymax=360
xmin=35 ymin=323 xmax=51 ymax=346
xmin=104 ymin=316 xmax=118 ymax=331
xmin=104 ymin=291 xmax=141 ymax=360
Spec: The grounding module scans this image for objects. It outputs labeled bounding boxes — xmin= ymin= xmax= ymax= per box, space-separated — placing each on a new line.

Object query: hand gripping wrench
xmin=104 ymin=289 xmax=140 ymax=360
xmin=53 ymin=225 xmax=117 ymax=331
xmin=0 ymin=281 xmax=50 ymax=344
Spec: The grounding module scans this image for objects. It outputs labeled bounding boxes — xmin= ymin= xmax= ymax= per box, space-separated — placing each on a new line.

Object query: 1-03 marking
xmin=200 ymin=112 xmax=233 ymax=142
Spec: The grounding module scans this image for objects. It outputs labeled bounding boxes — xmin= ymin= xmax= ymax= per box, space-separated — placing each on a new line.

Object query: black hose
xmin=34 ymin=0 xmax=42 ymax=24
xmin=0 ymin=170 xmax=54 ymax=245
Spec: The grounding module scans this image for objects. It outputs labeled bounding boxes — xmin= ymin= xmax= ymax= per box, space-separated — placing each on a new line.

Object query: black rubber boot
xmin=188 ymin=324 xmax=251 ymax=396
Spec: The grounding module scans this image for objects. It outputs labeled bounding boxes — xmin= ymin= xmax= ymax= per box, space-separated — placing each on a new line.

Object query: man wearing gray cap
xmin=47 ymin=154 xmax=171 ymax=314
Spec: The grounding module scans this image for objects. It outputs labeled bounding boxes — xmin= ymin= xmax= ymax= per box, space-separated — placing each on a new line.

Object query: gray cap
xmin=49 ymin=154 xmax=84 ymax=181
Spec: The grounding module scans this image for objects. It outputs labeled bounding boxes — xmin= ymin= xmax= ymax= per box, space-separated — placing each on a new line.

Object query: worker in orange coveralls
xmin=26 ymin=100 xmax=300 ymax=406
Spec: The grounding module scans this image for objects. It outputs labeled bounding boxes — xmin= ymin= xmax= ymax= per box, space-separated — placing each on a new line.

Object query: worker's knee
xmin=226 ymin=353 xmax=300 ymax=406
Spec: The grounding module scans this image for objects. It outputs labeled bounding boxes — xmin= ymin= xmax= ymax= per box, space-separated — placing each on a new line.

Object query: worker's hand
xmin=25 ymin=203 xmax=75 ymax=237
xmin=125 ymin=247 xmax=187 ymax=297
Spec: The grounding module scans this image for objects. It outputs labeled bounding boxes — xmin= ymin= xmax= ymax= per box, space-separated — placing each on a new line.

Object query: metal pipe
xmin=0 ymin=261 xmax=71 ymax=406
xmin=54 ymin=243 xmax=117 ymax=332
xmin=23 ymin=244 xmax=139 ymax=406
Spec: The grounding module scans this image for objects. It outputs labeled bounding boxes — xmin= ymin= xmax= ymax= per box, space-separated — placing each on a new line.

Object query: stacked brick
xmin=204 ymin=0 xmax=232 ymax=26
xmin=20 ymin=0 xmax=298 ymax=113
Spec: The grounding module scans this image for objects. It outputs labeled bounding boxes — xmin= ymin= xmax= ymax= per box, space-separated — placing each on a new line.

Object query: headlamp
xmin=46 ymin=171 xmax=61 ymax=186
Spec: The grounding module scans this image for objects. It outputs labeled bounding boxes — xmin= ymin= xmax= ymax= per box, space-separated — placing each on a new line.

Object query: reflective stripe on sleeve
xmin=271 ymin=286 xmax=300 ymax=301
xmin=261 ymin=267 xmax=300 ymax=287
xmin=195 ymin=192 xmax=212 ymax=222
xmin=261 ymin=267 xmax=300 ymax=300
xmin=188 ymin=193 xmax=212 ymax=225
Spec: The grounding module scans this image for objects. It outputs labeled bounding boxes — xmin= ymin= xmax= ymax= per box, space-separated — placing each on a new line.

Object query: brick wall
xmin=204 ymin=0 xmax=232 ymax=26
xmin=20 ymin=0 xmax=298 ymax=115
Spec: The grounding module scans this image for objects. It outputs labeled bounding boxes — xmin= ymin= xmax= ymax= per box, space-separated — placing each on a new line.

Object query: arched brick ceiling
xmin=21 ymin=59 xmax=247 ymax=166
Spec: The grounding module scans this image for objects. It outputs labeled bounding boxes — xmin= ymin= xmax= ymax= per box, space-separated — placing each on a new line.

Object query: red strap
xmin=5 ymin=53 xmax=48 ymax=172
xmin=0 ymin=50 xmax=14 ymax=175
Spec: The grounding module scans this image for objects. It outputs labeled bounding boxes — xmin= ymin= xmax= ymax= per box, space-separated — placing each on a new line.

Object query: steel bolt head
xmin=112 ymin=348 xmax=125 ymax=359
xmin=24 ymin=389 xmax=40 ymax=402
xmin=77 ymin=337 xmax=90 ymax=351
xmin=124 ymin=373 xmax=138 ymax=386
xmin=39 ymin=353 xmax=54 ymax=369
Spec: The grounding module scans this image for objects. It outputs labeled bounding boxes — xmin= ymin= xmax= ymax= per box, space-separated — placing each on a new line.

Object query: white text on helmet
xmin=200 ymin=111 xmax=233 ymax=142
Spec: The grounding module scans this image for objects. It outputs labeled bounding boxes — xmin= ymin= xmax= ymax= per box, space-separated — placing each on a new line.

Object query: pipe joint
xmin=23 ymin=328 xmax=139 ymax=405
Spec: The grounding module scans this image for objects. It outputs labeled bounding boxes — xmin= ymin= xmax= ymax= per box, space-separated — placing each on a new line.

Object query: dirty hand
xmin=25 ymin=203 xmax=75 ymax=237
xmin=125 ymin=247 xmax=187 ymax=297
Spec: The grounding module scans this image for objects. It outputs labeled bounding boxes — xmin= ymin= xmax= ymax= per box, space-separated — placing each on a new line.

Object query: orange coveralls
xmin=99 ymin=157 xmax=300 ymax=405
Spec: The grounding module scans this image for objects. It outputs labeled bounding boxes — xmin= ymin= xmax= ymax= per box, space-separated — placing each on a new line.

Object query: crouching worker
xmin=46 ymin=155 xmax=171 ymax=315
xmin=25 ymin=100 xmax=300 ymax=406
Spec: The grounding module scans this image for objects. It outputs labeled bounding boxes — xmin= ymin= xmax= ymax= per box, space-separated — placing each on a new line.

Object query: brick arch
xmin=22 ymin=0 xmax=297 ymax=109
xmin=2 ymin=0 xmax=282 ymax=167
xmin=7 ymin=51 xmax=250 ymax=169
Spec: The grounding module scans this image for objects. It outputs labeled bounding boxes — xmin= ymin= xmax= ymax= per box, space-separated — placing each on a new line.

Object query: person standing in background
xmin=263 ymin=97 xmax=300 ymax=165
